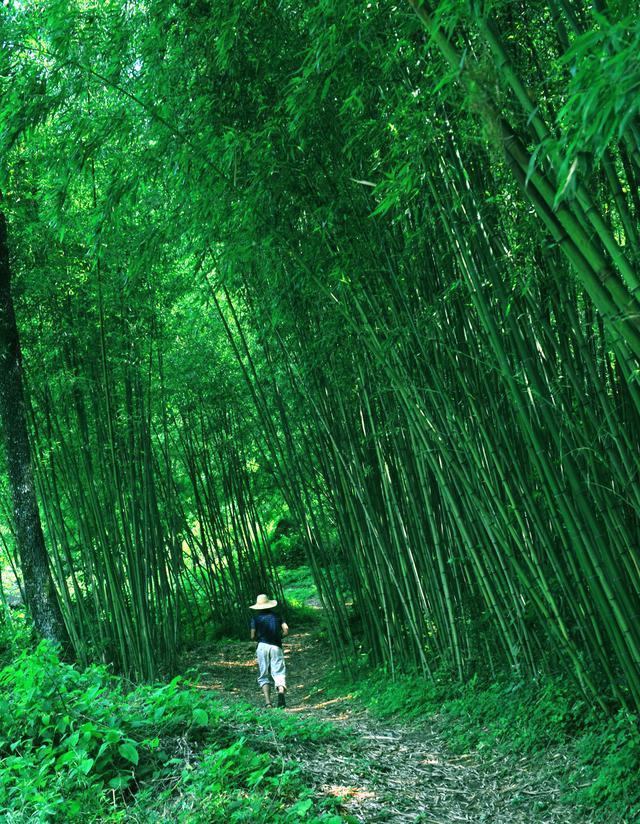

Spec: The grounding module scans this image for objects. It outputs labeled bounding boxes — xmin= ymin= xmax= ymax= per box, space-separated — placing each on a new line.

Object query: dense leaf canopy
xmin=1 ymin=0 xmax=639 ymax=722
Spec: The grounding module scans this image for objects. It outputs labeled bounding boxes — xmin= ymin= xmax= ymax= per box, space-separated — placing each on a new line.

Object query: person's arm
xmin=281 ymin=622 xmax=289 ymax=637
xmin=250 ymin=617 xmax=257 ymax=641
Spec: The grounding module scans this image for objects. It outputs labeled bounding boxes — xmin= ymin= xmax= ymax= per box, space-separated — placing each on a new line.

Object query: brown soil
xmin=189 ymin=629 xmax=593 ymax=823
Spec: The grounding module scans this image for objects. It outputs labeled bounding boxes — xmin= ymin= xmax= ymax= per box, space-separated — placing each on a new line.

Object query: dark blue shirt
xmin=250 ymin=610 xmax=284 ymax=647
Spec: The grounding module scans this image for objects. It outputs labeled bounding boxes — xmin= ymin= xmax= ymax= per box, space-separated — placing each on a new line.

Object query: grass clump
xmin=0 ymin=641 xmax=342 ymax=822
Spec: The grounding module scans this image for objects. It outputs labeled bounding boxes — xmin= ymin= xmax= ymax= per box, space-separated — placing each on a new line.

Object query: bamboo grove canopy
xmin=1 ymin=0 xmax=640 ymax=714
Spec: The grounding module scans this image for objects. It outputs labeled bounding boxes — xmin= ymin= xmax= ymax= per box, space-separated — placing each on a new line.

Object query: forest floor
xmin=189 ymin=625 xmax=592 ymax=823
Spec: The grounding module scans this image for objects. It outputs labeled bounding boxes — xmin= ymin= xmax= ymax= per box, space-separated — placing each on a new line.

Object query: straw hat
xmin=249 ymin=593 xmax=278 ymax=610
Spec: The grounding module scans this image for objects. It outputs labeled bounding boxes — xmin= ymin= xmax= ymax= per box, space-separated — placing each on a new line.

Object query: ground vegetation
xmin=1 ymin=0 xmax=639 ymax=819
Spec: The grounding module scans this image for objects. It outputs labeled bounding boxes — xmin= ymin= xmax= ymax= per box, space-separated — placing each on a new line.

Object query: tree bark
xmin=0 ymin=210 xmax=69 ymax=647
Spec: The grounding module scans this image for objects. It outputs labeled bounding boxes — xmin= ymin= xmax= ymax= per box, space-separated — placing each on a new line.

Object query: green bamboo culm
xmin=1 ymin=0 xmax=639 ymax=713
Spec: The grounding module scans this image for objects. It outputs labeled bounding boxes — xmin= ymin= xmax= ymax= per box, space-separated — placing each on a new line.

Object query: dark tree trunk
xmin=0 ymin=210 xmax=69 ymax=647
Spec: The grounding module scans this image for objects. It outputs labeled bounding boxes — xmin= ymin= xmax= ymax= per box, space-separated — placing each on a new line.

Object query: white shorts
xmin=256 ymin=642 xmax=286 ymax=688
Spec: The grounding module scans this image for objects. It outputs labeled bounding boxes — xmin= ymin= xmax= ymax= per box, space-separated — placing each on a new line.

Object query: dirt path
xmin=190 ymin=630 xmax=591 ymax=823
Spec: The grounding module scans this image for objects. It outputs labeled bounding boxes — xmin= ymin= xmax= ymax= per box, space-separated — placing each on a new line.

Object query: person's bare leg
xmin=276 ymin=686 xmax=286 ymax=708
xmin=261 ymin=684 xmax=272 ymax=706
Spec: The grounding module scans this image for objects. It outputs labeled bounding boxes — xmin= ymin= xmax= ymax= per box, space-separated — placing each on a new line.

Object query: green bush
xmin=0 ymin=641 xmax=216 ymax=820
xmin=270 ymin=535 xmax=307 ymax=569
xmin=436 ymin=676 xmax=588 ymax=754
xmin=168 ymin=739 xmax=343 ymax=823
xmin=567 ymin=709 xmax=640 ymax=820
xmin=0 ymin=641 xmax=342 ymax=822
xmin=0 ymin=606 xmax=30 ymax=668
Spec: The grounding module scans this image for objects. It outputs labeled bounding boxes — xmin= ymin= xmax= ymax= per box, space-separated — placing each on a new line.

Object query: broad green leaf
xmin=118 ymin=742 xmax=139 ymax=766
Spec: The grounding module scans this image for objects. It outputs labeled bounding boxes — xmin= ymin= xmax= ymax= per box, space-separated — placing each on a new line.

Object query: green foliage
xmin=3 ymin=0 xmax=640 ymax=734
xmin=278 ymin=566 xmax=319 ymax=608
xmin=0 ymin=605 xmax=30 ymax=668
xmin=269 ymin=519 xmax=307 ymax=569
xmin=556 ymin=15 xmax=640 ymax=163
xmin=161 ymin=739 xmax=342 ymax=823
xmin=328 ymin=665 xmax=450 ymax=721
xmin=0 ymin=641 xmax=342 ymax=822
xmin=270 ymin=535 xmax=307 ymax=569
xmin=337 ymin=666 xmax=593 ymax=751
xmin=118 ymin=737 xmax=343 ymax=823
xmin=437 ymin=677 xmax=587 ymax=754
xmin=567 ymin=709 xmax=640 ymax=820
xmin=0 ymin=641 xmax=208 ymax=819
xmin=219 ymin=699 xmax=340 ymax=746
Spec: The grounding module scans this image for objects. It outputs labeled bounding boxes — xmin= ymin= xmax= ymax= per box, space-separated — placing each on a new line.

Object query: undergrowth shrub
xmin=437 ymin=676 xmax=587 ymax=753
xmin=328 ymin=666 xmax=449 ymax=720
xmin=0 ymin=606 xmax=29 ymax=667
xmin=270 ymin=534 xmax=306 ymax=568
xmin=158 ymin=739 xmax=341 ymax=823
xmin=0 ymin=641 xmax=217 ymax=820
xmin=0 ymin=641 xmax=342 ymax=822
xmin=566 ymin=708 xmax=640 ymax=821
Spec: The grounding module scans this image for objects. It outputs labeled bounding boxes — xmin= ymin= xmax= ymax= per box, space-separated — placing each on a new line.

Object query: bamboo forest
xmin=1 ymin=0 xmax=639 ymax=820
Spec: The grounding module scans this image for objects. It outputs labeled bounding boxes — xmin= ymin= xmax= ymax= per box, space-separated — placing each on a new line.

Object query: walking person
xmin=249 ymin=593 xmax=289 ymax=708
